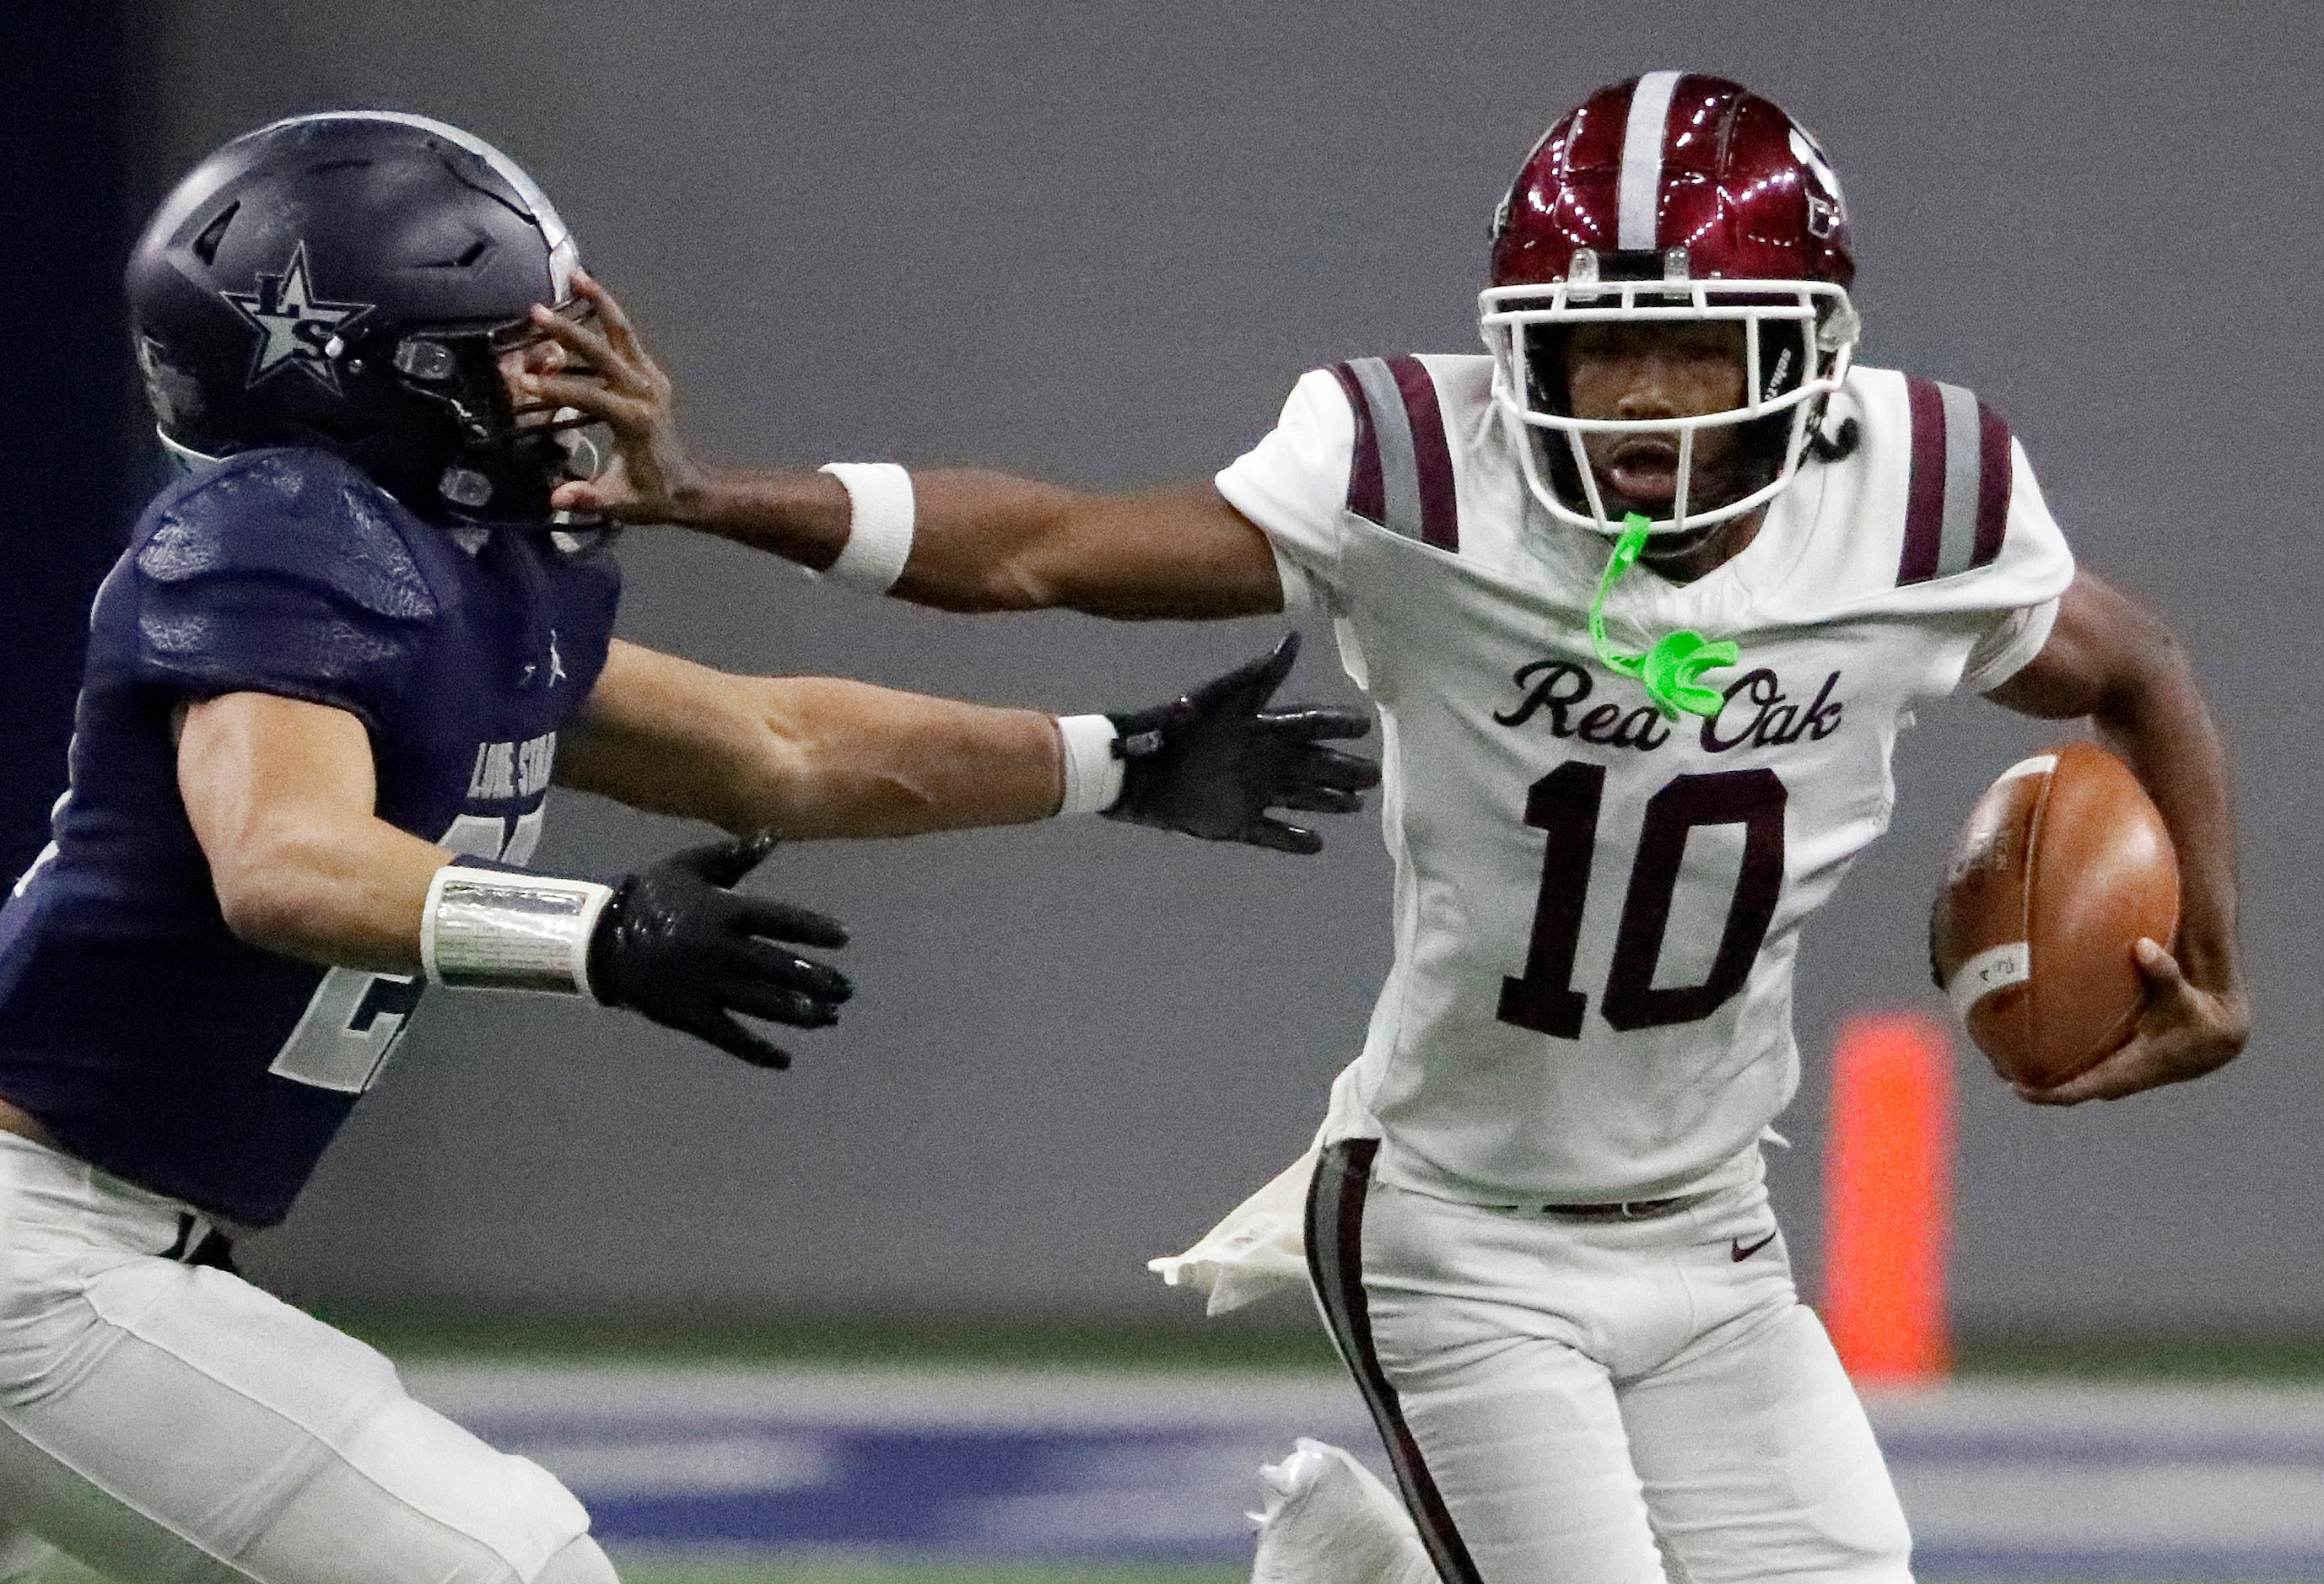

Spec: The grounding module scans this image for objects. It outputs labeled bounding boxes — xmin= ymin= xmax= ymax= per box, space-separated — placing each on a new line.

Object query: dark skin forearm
xmin=1985 ymin=569 xmax=2248 ymax=1102
xmin=664 ymin=462 xmax=853 ymax=573
xmin=2103 ymin=669 xmax=2240 ymax=990
xmin=525 ymin=273 xmax=1282 ymax=621
xmin=666 ymin=467 xmax=1279 ymax=619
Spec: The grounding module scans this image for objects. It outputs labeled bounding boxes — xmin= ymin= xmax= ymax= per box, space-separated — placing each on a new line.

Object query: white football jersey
xmin=1215 ymin=356 xmax=2074 ymax=1204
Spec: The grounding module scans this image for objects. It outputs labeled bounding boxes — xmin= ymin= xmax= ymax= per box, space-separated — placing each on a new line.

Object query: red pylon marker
xmin=1823 ymin=1010 xmax=1954 ymax=1384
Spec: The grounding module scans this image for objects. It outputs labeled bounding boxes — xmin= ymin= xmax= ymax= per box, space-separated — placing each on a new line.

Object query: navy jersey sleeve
xmin=124 ymin=449 xmax=439 ymax=728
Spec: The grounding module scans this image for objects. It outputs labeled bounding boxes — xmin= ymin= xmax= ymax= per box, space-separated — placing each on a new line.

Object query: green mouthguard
xmin=1587 ymin=512 xmax=1742 ymax=721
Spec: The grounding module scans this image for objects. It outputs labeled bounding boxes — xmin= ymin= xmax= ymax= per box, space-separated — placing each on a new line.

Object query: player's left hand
xmin=588 ymin=834 xmax=853 ymax=1069
xmin=518 ymin=269 xmax=707 ymax=524
xmin=2014 ymin=937 xmax=2250 ymax=1105
xmin=1103 ymin=633 xmax=1380 ymax=854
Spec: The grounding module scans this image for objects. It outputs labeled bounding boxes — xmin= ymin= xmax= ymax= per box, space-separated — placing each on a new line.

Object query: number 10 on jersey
xmin=1498 ymin=762 xmax=1787 ymax=1038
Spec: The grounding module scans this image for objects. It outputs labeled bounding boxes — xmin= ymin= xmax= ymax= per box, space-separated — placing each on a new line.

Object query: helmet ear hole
xmin=439 ymin=466 xmax=494 ymax=509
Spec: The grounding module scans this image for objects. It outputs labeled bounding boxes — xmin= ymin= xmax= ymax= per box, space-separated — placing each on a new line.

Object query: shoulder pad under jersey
xmin=1325 ymin=355 xmax=1462 ymax=553
xmin=1777 ymin=367 xmax=2072 ymax=623
xmin=135 ymin=448 xmax=438 ymax=622
xmin=1888 ymin=374 xmax=2015 ymax=589
xmin=123 ymin=448 xmax=441 ymax=718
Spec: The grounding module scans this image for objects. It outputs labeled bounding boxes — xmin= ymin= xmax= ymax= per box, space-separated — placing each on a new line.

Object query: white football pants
xmin=0 ymin=1131 xmax=612 ymax=1584
xmin=1306 ymin=1140 xmax=1913 ymax=1584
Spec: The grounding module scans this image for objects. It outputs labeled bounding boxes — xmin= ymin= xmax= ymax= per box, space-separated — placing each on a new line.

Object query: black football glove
xmin=1103 ymin=632 xmax=1381 ymax=854
xmin=586 ymin=834 xmax=851 ymax=1069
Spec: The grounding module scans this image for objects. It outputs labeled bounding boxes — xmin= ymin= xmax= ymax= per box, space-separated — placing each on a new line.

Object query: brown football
xmin=1930 ymin=741 xmax=2180 ymax=1089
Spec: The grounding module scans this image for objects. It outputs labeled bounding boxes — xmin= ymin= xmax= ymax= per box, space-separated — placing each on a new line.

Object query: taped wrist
xmin=813 ymin=462 xmax=914 ymax=594
xmin=421 ymin=865 xmax=616 ymax=995
xmin=1054 ymin=714 xmax=1126 ymax=815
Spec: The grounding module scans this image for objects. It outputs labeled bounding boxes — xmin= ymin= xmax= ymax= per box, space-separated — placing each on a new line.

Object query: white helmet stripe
xmin=1616 ymin=71 xmax=1683 ymax=251
xmin=246 ymin=110 xmax=579 ymax=297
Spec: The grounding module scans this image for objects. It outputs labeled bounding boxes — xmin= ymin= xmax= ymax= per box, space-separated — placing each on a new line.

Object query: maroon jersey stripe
xmin=1329 ymin=361 xmax=1386 ymax=525
xmin=1971 ymin=399 xmax=2012 ymax=569
xmin=1897 ymin=376 xmax=1949 ymax=585
xmin=1387 ymin=356 xmax=1460 ymax=552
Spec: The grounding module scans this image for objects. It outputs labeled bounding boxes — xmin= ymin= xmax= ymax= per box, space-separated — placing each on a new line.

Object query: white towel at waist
xmin=1146 ymin=1145 xmax=1317 ymax=1317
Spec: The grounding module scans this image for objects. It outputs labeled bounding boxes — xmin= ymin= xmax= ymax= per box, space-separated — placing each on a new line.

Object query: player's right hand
xmin=587 ymin=834 xmax=852 ymax=1069
xmin=520 ymin=268 xmax=704 ymax=524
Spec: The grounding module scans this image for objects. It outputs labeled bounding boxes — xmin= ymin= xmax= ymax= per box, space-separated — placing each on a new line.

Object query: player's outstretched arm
xmin=521 ymin=272 xmax=1283 ymax=621
xmin=1982 ymin=570 xmax=2248 ymax=1104
xmin=178 ymin=690 xmax=849 ymax=1069
xmin=557 ymin=635 xmax=1377 ymax=852
xmin=558 ymin=641 xmax=1067 ymax=838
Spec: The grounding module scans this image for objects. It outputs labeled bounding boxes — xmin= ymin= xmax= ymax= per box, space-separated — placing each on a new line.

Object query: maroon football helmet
xmin=1480 ymin=72 xmax=1862 ymax=536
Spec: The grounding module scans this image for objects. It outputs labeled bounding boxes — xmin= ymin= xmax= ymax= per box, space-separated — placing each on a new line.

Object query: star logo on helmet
xmin=221 ymin=242 xmax=374 ymax=393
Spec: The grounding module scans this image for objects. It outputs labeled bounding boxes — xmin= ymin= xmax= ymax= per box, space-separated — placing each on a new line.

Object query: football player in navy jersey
xmin=0 ymin=112 xmax=1377 ymax=1584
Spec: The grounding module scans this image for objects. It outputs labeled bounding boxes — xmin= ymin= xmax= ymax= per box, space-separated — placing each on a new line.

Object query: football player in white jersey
xmin=531 ymin=72 xmax=2246 ymax=1584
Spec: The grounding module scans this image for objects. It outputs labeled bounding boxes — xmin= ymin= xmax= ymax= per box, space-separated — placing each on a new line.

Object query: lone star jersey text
xmin=466 ymin=732 xmax=557 ymax=801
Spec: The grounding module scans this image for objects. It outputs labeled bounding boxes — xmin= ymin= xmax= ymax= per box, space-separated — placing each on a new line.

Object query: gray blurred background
xmin=82 ymin=0 xmax=2324 ymax=1338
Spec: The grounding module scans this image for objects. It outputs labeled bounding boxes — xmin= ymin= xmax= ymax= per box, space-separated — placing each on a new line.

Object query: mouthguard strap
xmin=1586 ymin=512 xmax=1743 ymax=721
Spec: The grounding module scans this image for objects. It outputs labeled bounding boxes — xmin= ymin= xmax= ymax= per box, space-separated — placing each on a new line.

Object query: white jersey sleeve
xmin=1214 ymin=369 xmax=1356 ymax=614
xmin=1961 ymin=595 xmax=2060 ymax=694
xmin=1949 ymin=438 xmax=2073 ymax=694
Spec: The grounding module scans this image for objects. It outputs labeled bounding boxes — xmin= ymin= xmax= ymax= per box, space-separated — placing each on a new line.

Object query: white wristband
xmin=814 ymin=462 xmax=915 ymax=595
xmin=1054 ymin=714 xmax=1126 ymax=816
xmin=420 ymin=865 xmax=615 ymax=996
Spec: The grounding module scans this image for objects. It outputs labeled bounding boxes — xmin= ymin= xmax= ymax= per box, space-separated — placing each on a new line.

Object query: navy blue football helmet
xmin=127 ymin=111 xmax=602 ymax=525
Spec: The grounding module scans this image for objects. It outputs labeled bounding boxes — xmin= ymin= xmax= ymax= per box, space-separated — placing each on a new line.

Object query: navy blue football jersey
xmin=0 ymin=448 xmax=620 ymax=1226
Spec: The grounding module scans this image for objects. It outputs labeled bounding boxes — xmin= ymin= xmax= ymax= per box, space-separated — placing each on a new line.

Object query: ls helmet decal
xmin=220 ymin=242 xmax=374 ymax=392
xmin=127 ymin=110 xmax=591 ymax=525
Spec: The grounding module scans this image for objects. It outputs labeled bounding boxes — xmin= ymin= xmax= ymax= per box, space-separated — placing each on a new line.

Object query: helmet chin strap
xmin=1586 ymin=512 xmax=1741 ymax=721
